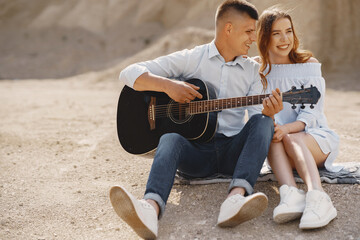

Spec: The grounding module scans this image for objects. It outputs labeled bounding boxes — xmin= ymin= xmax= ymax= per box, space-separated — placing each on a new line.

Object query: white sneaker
xmin=217 ymin=192 xmax=268 ymax=227
xmin=273 ymin=185 xmax=306 ymax=223
xmin=109 ymin=186 xmax=158 ymax=239
xmin=299 ymin=190 xmax=337 ymax=229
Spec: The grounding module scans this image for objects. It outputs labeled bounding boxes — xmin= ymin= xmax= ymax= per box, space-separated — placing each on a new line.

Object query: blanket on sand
xmin=174 ymin=162 xmax=360 ymax=185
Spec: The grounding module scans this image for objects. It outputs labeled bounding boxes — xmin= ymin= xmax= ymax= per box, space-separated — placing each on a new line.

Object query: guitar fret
xmin=187 ymin=92 xmax=301 ymax=114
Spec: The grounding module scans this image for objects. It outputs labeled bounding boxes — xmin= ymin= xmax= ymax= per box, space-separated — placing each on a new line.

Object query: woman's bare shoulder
xmin=306 ymin=57 xmax=319 ymax=63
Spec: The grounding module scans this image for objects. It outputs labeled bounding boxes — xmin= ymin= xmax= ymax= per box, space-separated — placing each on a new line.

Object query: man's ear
xmin=224 ymin=22 xmax=232 ymax=36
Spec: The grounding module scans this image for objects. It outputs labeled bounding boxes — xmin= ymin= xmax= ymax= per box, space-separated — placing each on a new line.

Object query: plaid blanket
xmin=174 ymin=162 xmax=360 ymax=185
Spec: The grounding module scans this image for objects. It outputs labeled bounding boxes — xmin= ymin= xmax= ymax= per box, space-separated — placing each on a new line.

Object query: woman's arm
xmin=272 ymin=120 xmax=305 ymax=142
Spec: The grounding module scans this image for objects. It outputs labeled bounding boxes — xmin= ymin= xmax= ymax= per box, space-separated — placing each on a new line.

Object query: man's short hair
xmin=216 ymin=0 xmax=259 ymax=24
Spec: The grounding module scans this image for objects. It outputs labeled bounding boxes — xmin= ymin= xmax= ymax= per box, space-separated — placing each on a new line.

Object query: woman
xmin=255 ymin=8 xmax=340 ymax=229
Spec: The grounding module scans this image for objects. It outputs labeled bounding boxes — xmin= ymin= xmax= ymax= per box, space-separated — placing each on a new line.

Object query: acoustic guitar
xmin=117 ymin=78 xmax=320 ymax=155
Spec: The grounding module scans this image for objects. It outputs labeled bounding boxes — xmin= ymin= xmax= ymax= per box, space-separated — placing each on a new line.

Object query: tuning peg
xmin=292 ymin=104 xmax=296 ymax=109
xmin=301 ymin=104 xmax=305 ymax=109
xmin=310 ymin=104 xmax=314 ymax=109
xmin=301 ymin=85 xmax=304 ymax=89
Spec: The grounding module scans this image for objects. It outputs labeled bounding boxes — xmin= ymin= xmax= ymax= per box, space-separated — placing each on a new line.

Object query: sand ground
xmin=0 ymin=71 xmax=359 ymax=240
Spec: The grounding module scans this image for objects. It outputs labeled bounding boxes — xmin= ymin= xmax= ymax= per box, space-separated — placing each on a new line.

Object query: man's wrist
xmin=160 ymin=77 xmax=172 ymax=94
xmin=262 ymin=110 xmax=274 ymax=119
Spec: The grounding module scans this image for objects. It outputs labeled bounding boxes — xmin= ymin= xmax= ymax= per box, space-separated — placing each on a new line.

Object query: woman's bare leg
xmin=282 ymin=132 xmax=328 ymax=191
xmin=267 ymin=141 xmax=297 ymax=187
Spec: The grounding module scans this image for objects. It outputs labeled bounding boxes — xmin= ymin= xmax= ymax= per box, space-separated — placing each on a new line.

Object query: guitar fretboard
xmin=188 ymin=94 xmax=270 ymax=114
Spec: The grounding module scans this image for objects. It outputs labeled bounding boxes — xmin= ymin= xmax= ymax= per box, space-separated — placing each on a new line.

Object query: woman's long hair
xmin=256 ymin=8 xmax=313 ymax=90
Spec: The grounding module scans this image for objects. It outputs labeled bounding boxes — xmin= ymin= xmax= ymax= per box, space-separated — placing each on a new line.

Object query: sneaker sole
xmin=218 ymin=193 xmax=268 ymax=227
xmin=299 ymin=207 xmax=337 ymax=229
xmin=274 ymin=211 xmax=303 ymax=224
xmin=109 ymin=186 xmax=156 ymax=239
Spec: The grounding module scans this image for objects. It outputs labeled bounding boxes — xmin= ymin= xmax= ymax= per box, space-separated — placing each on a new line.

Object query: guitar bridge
xmin=148 ymin=96 xmax=156 ymax=130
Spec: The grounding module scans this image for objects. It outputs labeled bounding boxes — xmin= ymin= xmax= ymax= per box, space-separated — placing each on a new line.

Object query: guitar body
xmin=117 ymin=79 xmax=218 ymax=155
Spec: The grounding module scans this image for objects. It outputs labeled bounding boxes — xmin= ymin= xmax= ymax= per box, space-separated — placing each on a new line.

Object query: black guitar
xmin=117 ymin=78 xmax=320 ymax=155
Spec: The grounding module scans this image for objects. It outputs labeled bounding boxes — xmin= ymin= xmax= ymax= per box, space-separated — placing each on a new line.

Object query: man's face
xmin=227 ymin=13 xmax=257 ymax=56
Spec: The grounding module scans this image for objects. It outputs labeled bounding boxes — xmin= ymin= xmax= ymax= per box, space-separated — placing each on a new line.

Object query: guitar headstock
xmin=282 ymin=85 xmax=321 ymax=109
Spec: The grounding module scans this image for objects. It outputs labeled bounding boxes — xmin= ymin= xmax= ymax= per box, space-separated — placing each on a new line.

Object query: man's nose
xmin=250 ymin=32 xmax=256 ymax=42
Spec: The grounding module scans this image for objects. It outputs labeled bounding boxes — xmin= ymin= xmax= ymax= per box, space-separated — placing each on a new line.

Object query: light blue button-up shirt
xmin=119 ymin=40 xmax=264 ymax=137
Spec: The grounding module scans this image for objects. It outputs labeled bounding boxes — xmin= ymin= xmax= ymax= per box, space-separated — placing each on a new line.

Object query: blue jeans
xmin=144 ymin=114 xmax=274 ymax=218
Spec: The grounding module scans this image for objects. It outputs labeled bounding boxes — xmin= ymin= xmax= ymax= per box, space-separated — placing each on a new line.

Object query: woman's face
xmin=268 ymin=17 xmax=294 ymax=63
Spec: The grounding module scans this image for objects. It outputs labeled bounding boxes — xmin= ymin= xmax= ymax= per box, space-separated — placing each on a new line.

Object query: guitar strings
xmin=152 ymin=97 xmax=268 ymax=112
xmin=152 ymin=96 xmax=316 ymax=118
xmin=152 ymin=100 xmax=263 ymax=118
xmin=152 ymin=96 xmax=269 ymax=112
xmin=148 ymin=87 xmax=317 ymax=117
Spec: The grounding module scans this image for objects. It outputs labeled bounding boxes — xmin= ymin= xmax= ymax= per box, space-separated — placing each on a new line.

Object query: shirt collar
xmin=208 ymin=40 xmax=245 ymax=69
xmin=208 ymin=40 xmax=220 ymax=59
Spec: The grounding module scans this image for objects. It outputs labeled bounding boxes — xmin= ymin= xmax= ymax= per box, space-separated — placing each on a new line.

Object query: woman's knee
xmin=282 ymin=133 xmax=303 ymax=147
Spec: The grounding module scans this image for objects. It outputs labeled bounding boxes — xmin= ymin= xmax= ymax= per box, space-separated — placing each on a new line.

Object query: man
xmin=110 ymin=0 xmax=283 ymax=239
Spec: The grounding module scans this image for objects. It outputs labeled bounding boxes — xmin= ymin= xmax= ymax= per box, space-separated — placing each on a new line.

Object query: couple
xmin=110 ymin=0 xmax=339 ymax=239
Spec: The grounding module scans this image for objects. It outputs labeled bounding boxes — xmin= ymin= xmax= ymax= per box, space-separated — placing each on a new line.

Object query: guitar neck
xmin=188 ymin=94 xmax=271 ymax=114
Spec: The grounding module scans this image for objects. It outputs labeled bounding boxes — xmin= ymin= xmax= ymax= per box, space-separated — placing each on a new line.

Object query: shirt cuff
xmin=119 ymin=64 xmax=149 ymax=88
xmin=297 ymin=118 xmax=310 ymax=132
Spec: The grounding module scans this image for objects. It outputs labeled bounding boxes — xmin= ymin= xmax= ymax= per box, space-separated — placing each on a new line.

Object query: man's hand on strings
xmin=262 ymin=88 xmax=283 ymax=118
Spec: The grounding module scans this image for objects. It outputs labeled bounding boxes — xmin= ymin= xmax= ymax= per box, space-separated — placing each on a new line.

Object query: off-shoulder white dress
xmin=265 ymin=63 xmax=341 ymax=172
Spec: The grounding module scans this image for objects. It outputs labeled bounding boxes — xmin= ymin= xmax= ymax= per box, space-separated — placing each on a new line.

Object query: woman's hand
xmin=272 ymin=123 xmax=290 ymax=142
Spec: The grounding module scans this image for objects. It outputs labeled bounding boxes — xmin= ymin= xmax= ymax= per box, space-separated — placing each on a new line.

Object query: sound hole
xmin=167 ymin=100 xmax=193 ymax=124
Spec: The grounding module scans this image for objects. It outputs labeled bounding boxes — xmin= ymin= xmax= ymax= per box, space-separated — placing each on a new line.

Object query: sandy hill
xmin=0 ymin=0 xmax=359 ymax=80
